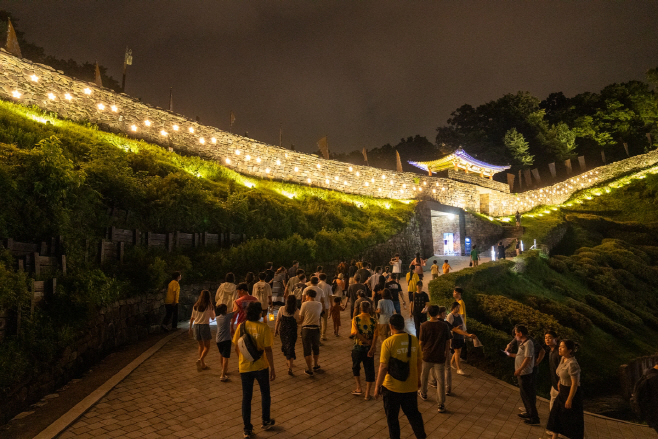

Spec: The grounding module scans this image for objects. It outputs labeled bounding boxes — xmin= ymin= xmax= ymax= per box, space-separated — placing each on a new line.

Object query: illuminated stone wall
xmin=1 ymin=49 xmax=657 ymax=217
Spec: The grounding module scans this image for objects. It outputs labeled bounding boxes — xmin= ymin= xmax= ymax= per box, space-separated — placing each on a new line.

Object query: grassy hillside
xmin=429 ymin=171 xmax=658 ymax=417
xmin=0 ymin=100 xmax=414 ymax=396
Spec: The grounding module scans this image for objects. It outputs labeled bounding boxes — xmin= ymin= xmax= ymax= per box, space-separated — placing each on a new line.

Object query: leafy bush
xmin=583 ymin=294 xmax=643 ymax=327
xmin=524 ymin=296 xmax=593 ymax=332
xmin=564 ymin=298 xmax=631 ymax=338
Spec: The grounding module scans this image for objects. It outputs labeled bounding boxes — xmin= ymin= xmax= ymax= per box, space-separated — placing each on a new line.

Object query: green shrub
xmin=584 ymin=294 xmax=643 ymax=327
xmin=524 ymin=296 xmax=593 ymax=332
xmin=564 ymin=298 xmax=631 ymax=337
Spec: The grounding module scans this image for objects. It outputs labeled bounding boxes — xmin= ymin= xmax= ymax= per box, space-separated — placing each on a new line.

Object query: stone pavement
xmin=57 ymin=303 xmax=656 ymax=439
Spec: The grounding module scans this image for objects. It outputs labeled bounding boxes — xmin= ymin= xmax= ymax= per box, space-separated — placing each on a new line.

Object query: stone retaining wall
xmin=1 ymin=49 xmax=658 ymax=216
xmin=1 ymin=293 xmax=164 ymax=425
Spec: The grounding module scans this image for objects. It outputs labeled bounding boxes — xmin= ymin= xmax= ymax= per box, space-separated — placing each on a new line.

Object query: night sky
xmin=2 ymin=1 xmax=658 ymax=154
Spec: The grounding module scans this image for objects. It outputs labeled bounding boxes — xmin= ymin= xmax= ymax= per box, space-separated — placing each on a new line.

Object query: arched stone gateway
xmin=416 ymin=200 xmax=503 ymax=258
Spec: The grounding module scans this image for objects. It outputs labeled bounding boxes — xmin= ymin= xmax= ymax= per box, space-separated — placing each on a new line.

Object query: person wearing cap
xmin=233 ymin=283 xmax=258 ymax=331
xmin=232 ymin=301 xmax=276 ymax=437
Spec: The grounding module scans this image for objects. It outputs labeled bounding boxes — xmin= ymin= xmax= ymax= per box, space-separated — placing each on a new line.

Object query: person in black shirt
xmin=385 ymin=274 xmax=406 ymax=314
xmin=544 ymin=331 xmax=561 ymax=411
xmin=346 ymin=274 xmax=367 ymax=319
xmin=497 ymin=241 xmax=506 ymax=260
xmin=372 ymin=278 xmax=386 ymax=310
xmin=348 ymin=259 xmax=358 ymax=280
xmin=410 ymin=281 xmax=429 ymax=338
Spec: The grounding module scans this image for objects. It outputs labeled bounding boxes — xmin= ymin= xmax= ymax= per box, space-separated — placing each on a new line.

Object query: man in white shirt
xmin=318 ymin=273 xmax=333 ymax=340
xmin=509 ymin=325 xmax=539 ymax=425
xmin=252 ymin=272 xmax=272 ymax=308
xmin=368 ymin=266 xmax=383 ymax=292
xmin=299 ymin=287 xmax=323 ymax=376
xmin=302 ymin=276 xmax=324 ymax=301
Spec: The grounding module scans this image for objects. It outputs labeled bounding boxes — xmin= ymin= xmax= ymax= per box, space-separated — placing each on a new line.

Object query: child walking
xmin=215 ymin=303 xmax=233 ymax=381
xmin=431 ymin=260 xmax=439 ymax=279
xmin=330 ymin=296 xmax=345 ymax=336
xmin=189 ymin=290 xmax=216 ymax=372
xmin=442 ymin=259 xmax=452 ymax=274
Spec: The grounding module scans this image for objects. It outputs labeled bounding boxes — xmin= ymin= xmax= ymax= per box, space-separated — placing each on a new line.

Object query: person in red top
xmin=233 ymin=283 xmax=258 ymax=332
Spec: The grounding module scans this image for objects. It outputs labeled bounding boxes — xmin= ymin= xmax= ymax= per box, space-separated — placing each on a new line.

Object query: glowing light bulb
xmin=356 ymin=172 xmax=360 ymax=177
xmin=266 ymin=168 xmax=271 ymax=174
xmin=334 ymin=176 xmax=339 ymax=181
xmin=245 ymin=155 xmax=251 ymax=160
xmin=432 ymin=189 xmax=436 ymax=193
xmin=131 ymin=125 xmax=137 ymax=131
xmin=111 ymin=105 xmax=118 ymax=112
xmin=160 ymin=130 xmax=168 ymax=136
xmin=307 ymin=178 xmax=312 ymax=183
xmin=349 ymin=167 xmax=353 ymax=172
xmin=144 ymin=120 xmax=151 ymax=126
xmin=47 ymin=93 xmax=56 ymax=100
xmin=316 ymin=164 xmax=321 ymax=169
xmin=225 ymin=158 xmax=231 ymax=164
xmin=64 ymin=93 xmax=72 ymax=100
xmin=12 ymin=90 xmax=21 ymax=98
xmin=325 ymin=179 xmax=329 ymax=184
xmin=423 ymin=181 xmax=427 ymax=186
xmin=189 ymin=127 xmax=194 ymax=133
xmin=30 ymin=75 xmax=38 ymax=82
xmin=83 ymin=88 xmax=91 ymax=95
xmin=403 ymin=184 xmax=407 ymax=188
xmin=378 ymin=188 xmax=382 ymax=192
xmin=276 ymin=160 xmax=281 ymax=165
xmin=365 ymin=182 xmax=369 ymax=186
xmin=294 ymin=167 xmax=299 ymax=172
xmin=97 ymin=103 xmax=105 ymax=110
xmin=173 ymin=125 xmax=179 ymax=131
xmin=235 ymin=150 xmax=240 ymax=155
xmin=199 ymin=138 xmax=205 ymax=144
xmin=256 ymin=157 xmax=261 ymax=163
xmin=382 ymin=175 xmax=386 ymax=179
xmin=211 ymin=137 xmax=216 ymax=143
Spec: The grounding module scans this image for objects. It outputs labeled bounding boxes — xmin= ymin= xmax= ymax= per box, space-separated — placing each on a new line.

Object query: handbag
xmin=387 ymin=334 xmax=411 ymax=381
xmin=237 ymin=322 xmax=263 ymax=362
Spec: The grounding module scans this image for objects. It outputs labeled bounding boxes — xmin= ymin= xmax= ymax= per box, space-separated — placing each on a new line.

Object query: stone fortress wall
xmin=1 ymin=49 xmax=658 ymax=217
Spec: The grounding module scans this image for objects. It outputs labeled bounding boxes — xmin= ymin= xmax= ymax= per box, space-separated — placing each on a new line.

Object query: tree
xmin=538 ymin=122 xmax=577 ymax=161
xmin=503 ymin=128 xmax=533 ymax=167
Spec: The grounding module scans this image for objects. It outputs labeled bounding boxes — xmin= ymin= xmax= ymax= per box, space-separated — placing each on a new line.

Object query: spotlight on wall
xmin=30 ymin=75 xmax=38 ymax=82
xmin=83 ymin=88 xmax=92 ymax=95
xmin=64 ymin=93 xmax=72 ymax=101
xmin=160 ymin=130 xmax=168 ymax=136
xmin=12 ymin=90 xmax=21 ymax=98
xmin=131 ymin=125 xmax=137 ymax=131
xmin=144 ymin=120 xmax=151 ymax=126
xmin=111 ymin=105 xmax=118 ymax=112
xmin=211 ymin=137 xmax=217 ymax=144
xmin=199 ymin=138 xmax=205 ymax=144
xmin=173 ymin=125 xmax=179 ymax=131
xmin=97 ymin=103 xmax=105 ymax=110
xmin=47 ymin=93 xmax=56 ymax=100
xmin=189 ymin=127 xmax=194 ymax=133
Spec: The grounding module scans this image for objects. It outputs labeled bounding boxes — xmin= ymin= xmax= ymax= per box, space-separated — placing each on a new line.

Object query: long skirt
xmin=546 ymin=385 xmax=584 ymax=439
xmin=279 ymin=315 xmax=298 ymax=360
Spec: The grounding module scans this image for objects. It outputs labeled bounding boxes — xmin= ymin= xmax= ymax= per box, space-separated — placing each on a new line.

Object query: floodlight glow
xmin=235 ymin=150 xmax=240 ymax=155
xmin=131 ymin=125 xmax=137 ymax=131
xmin=97 ymin=103 xmax=105 ymax=110
xmin=245 ymin=155 xmax=251 ymax=160
xmin=189 ymin=127 xmax=194 ymax=133
xmin=199 ymin=138 xmax=205 ymax=144
xmin=47 ymin=93 xmax=56 ymax=100
xmin=225 ymin=158 xmax=231 ymax=164
xmin=256 ymin=157 xmax=261 ymax=163
xmin=83 ymin=88 xmax=92 ymax=95
xmin=276 ymin=160 xmax=281 ymax=165
xmin=144 ymin=120 xmax=151 ymax=126
xmin=307 ymin=178 xmax=311 ymax=183
xmin=356 ymin=172 xmax=360 ymax=177
xmin=160 ymin=130 xmax=168 ymax=136
xmin=12 ymin=90 xmax=21 ymax=98
xmin=211 ymin=137 xmax=217 ymax=144
xmin=30 ymin=75 xmax=38 ymax=82
xmin=294 ymin=167 xmax=299 ymax=172
xmin=349 ymin=167 xmax=353 ymax=172
xmin=173 ymin=125 xmax=179 ymax=131
xmin=266 ymin=168 xmax=271 ymax=174
xmin=64 ymin=93 xmax=72 ymax=100
xmin=111 ymin=105 xmax=118 ymax=112
xmin=316 ymin=164 xmax=321 ymax=169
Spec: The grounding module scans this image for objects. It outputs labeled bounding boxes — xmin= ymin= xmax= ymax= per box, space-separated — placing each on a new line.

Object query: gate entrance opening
xmin=431 ymin=210 xmax=461 ymax=256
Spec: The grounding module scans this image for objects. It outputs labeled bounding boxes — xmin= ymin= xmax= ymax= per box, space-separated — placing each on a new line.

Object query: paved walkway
xmin=51 ymin=259 xmax=655 ymax=439
xmin=57 ymin=306 xmax=656 ymax=439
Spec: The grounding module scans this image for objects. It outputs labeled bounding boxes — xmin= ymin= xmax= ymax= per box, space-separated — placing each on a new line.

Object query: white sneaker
xmin=456 ymin=369 xmax=465 ymax=375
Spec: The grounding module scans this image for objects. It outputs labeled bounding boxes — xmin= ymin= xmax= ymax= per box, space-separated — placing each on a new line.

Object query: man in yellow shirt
xmin=453 ymin=287 xmax=468 ymax=362
xmin=374 ymin=314 xmax=426 ymax=439
xmin=232 ymin=302 xmax=276 ymax=437
xmin=161 ymin=271 xmax=181 ymax=331
xmin=442 ymin=260 xmax=451 ymax=274
xmin=430 ymin=260 xmax=439 ymax=280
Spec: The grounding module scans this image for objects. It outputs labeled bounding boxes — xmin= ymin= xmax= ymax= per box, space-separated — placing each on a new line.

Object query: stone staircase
xmin=500 ymin=226 xmax=524 ymax=256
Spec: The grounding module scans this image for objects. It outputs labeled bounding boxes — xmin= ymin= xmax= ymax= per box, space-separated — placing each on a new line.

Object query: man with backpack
xmin=232 ymin=301 xmax=276 ymax=438
xmin=374 ymin=314 xmax=426 ymax=439
xmin=632 ymin=363 xmax=658 ymax=433
xmin=252 ymin=272 xmax=272 ymax=309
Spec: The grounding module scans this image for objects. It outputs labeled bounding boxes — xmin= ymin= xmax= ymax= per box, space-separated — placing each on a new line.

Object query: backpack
xmin=292 ymin=283 xmax=305 ymax=299
xmin=331 ymin=280 xmax=339 ymax=293
xmin=388 ymin=334 xmax=412 ymax=381
xmin=237 ymin=322 xmax=263 ymax=362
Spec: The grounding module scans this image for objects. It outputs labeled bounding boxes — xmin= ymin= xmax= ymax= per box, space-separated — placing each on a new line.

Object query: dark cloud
xmin=2 ymin=1 xmax=657 ymax=153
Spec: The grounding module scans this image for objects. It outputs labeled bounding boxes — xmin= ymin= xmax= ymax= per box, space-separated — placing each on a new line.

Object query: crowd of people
xmin=161 ymin=254 xmax=595 ymax=439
